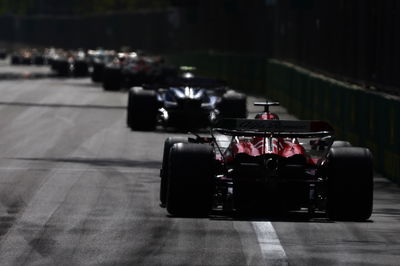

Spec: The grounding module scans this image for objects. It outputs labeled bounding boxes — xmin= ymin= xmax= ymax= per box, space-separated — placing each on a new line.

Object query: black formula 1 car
xmin=88 ymin=49 xmax=117 ymax=83
xmin=126 ymin=76 xmax=247 ymax=131
xmin=159 ymin=102 xmax=373 ymax=220
xmin=10 ymin=49 xmax=46 ymax=65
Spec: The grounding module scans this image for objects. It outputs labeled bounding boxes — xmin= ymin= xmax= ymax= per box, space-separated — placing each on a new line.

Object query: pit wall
xmin=166 ymin=53 xmax=400 ymax=183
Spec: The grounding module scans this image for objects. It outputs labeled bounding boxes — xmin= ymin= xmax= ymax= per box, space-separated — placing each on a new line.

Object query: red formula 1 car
xmin=160 ymin=102 xmax=373 ymax=220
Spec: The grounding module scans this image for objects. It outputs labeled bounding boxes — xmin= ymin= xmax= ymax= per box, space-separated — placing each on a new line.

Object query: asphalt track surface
xmin=0 ymin=63 xmax=399 ymax=265
xmin=0 ymin=60 xmax=52 ymax=80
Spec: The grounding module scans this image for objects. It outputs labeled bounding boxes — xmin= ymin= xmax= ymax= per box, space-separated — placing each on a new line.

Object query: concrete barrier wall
xmin=166 ymin=53 xmax=400 ymax=183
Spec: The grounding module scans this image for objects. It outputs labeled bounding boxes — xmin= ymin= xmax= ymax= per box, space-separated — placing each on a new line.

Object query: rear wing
xmin=254 ymin=101 xmax=280 ymax=112
xmin=212 ymin=119 xmax=334 ymax=138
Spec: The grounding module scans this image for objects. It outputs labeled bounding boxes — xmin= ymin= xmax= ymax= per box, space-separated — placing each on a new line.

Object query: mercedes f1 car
xmin=159 ymin=102 xmax=373 ymax=220
xmin=126 ymin=75 xmax=247 ymax=130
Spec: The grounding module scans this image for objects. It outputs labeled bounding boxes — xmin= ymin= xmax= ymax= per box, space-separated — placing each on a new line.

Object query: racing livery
xmin=159 ymin=102 xmax=373 ymax=220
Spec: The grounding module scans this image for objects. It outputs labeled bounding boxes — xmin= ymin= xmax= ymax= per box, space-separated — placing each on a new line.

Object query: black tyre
xmin=219 ymin=91 xmax=247 ymax=118
xmin=331 ymin=141 xmax=352 ymax=148
xmin=326 ymin=147 xmax=373 ymax=221
xmin=166 ymin=143 xmax=215 ymax=216
xmin=126 ymin=88 xmax=158 ymax=131
xmin=56 ymin=61 xmax=71 ymax=76
xmin=103 ymin=67 xmax=121 ymax=91
xmin=21 ymin=57 xmax=32 ymax=65
xmin=11 ymin=55 xmax=20 ymax=65
xmin=73 ymin=61 xmax=89 ymax=77
xmin=33 ymin=56 xmax=45 ymax=65
xmin=159 ymin=137 xmax=189 ymax=206
xmin=91 ymin=63 xmax=104 ymax=82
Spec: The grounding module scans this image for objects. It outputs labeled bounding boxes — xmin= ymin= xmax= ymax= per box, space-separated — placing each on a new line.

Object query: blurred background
xmin=0 ymin=0 xmax=399 ymax=182
xmin=1 ymin=0 xmax=399 ymax=95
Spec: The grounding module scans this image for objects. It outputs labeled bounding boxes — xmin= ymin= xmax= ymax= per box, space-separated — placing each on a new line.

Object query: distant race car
xmin=10 ymin=49 xmax=45 ymax=65
xmin=102 ymin=53 xmax=176 ymax=91
xmin=48 ymin=49 xmax=89 ymax=76
xmin=88 ymin=49 xmax=117 ymax=83
xmin=10 ymin=49 xmax=33 ymax=65
xmin=159 ymin=102 xmax=373 ymax=220
xmin=126 ymin=74 xmax=247 ymax=130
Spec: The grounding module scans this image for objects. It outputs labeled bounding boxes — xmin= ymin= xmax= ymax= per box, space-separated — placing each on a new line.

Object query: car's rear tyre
xmin=103 ymin=68 xmax=121 ymax=91
xmin=331 ymin=141 xmax=352 ymax=148
xmin=91 ymin=64 xmax=104 ymax=82
xmin=126 ymin=87 xmax=158 ymax=131
xmin=11 ymin=56 xmax=20 ymax=65
xmin=73 ymin=61 xmax=89 ymax=77
xmin=33 ymin=56 xmax=45 ymax=65
xmin=326 ymin=147 xmax=373 ymax=221
xmin=166 ymin=143 xmax=215 ymax=216
xmin=219 ymin=91 xmax=247 ymax=118
xmin=55 ymin=61 xmax=70 ymax=76
xmin=159 ymin=137 xmax=189 ymax=206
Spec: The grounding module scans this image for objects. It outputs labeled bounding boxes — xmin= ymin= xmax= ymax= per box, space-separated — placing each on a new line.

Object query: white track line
xmin=252 ymin=222 xmax=288 ymax=265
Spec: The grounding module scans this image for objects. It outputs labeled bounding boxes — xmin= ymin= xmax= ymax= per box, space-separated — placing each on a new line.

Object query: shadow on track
xmin=168 ymin=209 xmax=374 ymax=224
xmin=167 ymin=211 xmax=334 ymax=224
xmin=12 ymin=157 xmax=161 ymax=169
xmin=0 ymin=101 xmax=125 ymax=110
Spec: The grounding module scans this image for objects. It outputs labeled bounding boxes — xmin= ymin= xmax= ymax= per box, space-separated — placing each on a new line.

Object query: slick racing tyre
xmin=103 ymin=67 xmax=121 ymax=91
xmin=55 ymin=60 xmax=70 ymax=76
xmin=126 ymin=87 xmax=158 ymax=131
xmin=326 ymin=147 xmax=373 ymax=221
xmin=33 ymin=56 xmax=45 ymax=65
xmin=331 ymin=141 xmax=352 ymax=148
xmin=219 ymin=91 xmax=247 ymax=118
xmin=166 ymin=143 xmax=214 ymax=217
xmin=91 ymin=63 xmax=104 ymax=83
xmin=73 ymin=60 xmax=89 ymax=77
xmin=159 ymin=137 xmax=189 ymax=207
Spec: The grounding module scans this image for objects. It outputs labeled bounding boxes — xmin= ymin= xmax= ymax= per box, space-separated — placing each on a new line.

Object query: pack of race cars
xmin=3 ymin=47 xmax=374 ymax=220
xmin=114 ymin=54 xmax=373 ymax=221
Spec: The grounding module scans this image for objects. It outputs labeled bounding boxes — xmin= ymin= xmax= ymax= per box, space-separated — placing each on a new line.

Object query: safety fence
xmin=272 ymin=0 xmax=400 ymax=96
xmin=166 ymin=52 xmax=400 ymax=183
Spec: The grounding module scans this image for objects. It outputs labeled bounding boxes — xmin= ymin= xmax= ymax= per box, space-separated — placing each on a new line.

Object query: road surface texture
xmin=0 ymin=71 xmax=399 ymax=265
xmin=0 ymin=59 xmax=52 ymax=80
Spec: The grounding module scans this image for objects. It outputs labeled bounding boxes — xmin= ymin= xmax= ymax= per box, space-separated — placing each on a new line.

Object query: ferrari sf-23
xmin=160 ymin=102 xmax=373 ymax=220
